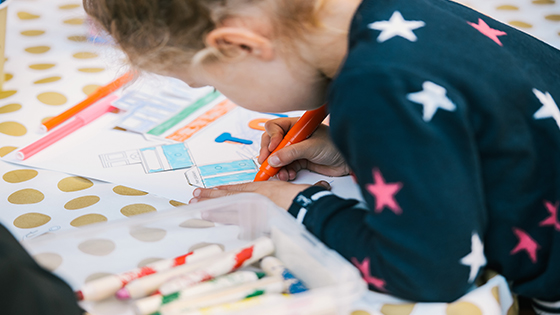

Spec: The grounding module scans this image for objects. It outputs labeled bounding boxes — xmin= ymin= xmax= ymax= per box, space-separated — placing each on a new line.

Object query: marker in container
xmin=117 ymin=237 xmax=274 ymax=300
xmin=76 ymin=244 xmax=223 ymax=301
xmin=133 ymin=271 xmax=266 ymax=315
xmin=261 ymin=256 xmax=308 ymax=294
xmin=157 ymin=276 xmax=285 ymax=315
xmin=17 ymin=95 xmax=118 ymax=160
xmin=157 ymin=237 xmax=275 ymax=296
xmin=176 ymin=294 xmax=289 ymax=315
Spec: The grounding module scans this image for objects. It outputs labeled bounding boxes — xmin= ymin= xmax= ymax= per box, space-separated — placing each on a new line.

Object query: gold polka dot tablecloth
xmin=0 ymin=0 xmax=186 ymax=241
xmin=0 ymin=0 xmax=558 ymax=314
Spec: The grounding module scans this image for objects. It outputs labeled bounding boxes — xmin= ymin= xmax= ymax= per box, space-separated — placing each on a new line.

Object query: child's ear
xmin=206 ymin=27 xmax=274 ymax=61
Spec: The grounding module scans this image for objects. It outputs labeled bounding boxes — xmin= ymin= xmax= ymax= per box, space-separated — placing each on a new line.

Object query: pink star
xmin=510 ymin=228 xmax=540 ymax=263
xmin=351 ymin=257 xmax=386 ymax=291
xmin=539 ymin=200 xmax=560 ymax=231
xmin=467 ymin=18 xmax=507 ymax=46
xmin=366 ymin=168 xmax=403 ymax=215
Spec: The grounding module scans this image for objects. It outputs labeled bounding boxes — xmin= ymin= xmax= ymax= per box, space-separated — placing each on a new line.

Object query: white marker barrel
xmin=79 ymin=244 xmax=223 ymax=301
xmin=133 ymin=271 xmax=264 ymax=315
xmin=158 ymin=237 xmax=274 ymax=296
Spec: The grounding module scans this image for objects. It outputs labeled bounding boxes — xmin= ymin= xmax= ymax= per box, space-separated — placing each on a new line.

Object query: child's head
xmin=84 ymin=0 xmax=354 ymax=113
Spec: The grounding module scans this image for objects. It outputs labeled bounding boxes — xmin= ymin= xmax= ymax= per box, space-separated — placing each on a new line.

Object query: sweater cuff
xmin=288 ymin=186 xmax=333 ymax=224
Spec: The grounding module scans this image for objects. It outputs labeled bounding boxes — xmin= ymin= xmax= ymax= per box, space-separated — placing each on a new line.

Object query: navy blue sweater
xmin=288 ymin=0 xmax=560 ymax=305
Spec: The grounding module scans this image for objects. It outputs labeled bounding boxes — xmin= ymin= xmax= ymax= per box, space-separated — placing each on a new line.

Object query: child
xmin=84 ymin=0 xmax=560 ymax=312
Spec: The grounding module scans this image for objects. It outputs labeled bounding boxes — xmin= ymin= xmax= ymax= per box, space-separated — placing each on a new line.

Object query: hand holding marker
xmin=76 ymin=244 xmax=223 ymax=301
xmin=254 ymin=104 xmax=329 ymax=181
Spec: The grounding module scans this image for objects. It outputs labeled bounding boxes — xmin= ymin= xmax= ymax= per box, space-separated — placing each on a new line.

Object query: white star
xmin=368 ymin=11 xmax=425 ymax=43
xmin=533 ymin=88 xmax=560 ymax=130
xmin=407 ymin=81 xmax=456 ymax=122
xmin=460 ymin=232 xmax=487 ymax=283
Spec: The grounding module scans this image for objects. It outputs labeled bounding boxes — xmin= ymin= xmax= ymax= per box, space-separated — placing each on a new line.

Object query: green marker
xmin=134 ymin=271 xmax=266 ymax=315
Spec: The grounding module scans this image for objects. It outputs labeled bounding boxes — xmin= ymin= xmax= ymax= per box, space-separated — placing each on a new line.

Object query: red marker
xmin=254 ymin=104 xmax=328 ymax=181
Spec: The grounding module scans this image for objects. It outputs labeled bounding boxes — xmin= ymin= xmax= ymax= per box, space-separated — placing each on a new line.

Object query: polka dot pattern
xmin=8 ymin=188 xmax=44 ymax=204
xmin=57 ymin=176 xmax=94 ymax=192
xmin=70 ymin=214 xmax=108 ymax=227
xmin=0 ymin=121 xmax=27 ymax=136
xmin=73 ymin=52 xmax=98 ymax=59
xmin=37 ymin=92 xmax=67 ymax=105
xmin=21 ymin=30 xmax=45 ymax=36
xmin=0 ymin=103 xmax=22 ymax=114
xmin=59 ymin=4 xmax=81 ymax=10
xmin=169 ymin=200 xmax=187 ymax=207
xmin=0 ymin=90 xmax=17 ymax=99
xmin=78 ymin=239 xmax=116 ymax=256
xmin=17 ymin=11 xmax=40 ymax=20
xmin=3 ymin=169 xmax=38 ymax=183
xmin=64 ymin=195 xmax=100 ymax=210
xmin=34 ymin=76 xmax=62 ymax=84
xmin=129 ymin=226 xmax=167 ymax=242
xmin=63 ymin=18 xmax=84 ymax=25
xmin=380 ymin=304 xmax=415 ymax=315
xmin=446 ymin=302 xmax=483 ymax=315
xmin=67 ymin=35 xmax=87 ymax=42
xmin=13 ymin=212 xmax=51 ymax=228
xmin=113 ymin=185 xmax=148 ymax=196
xmin=78 ymin=67 xmax=105 ymax=73
xmin=29 ymin=63 xmax=55 ymax=70
xmin=0 ymin=146 xmax=17 ymax=157
xmin=25 ymin=46 xmax=51 ymax=54
xmin=120 ymin=203 xmax=157 ymax=217
xmin=82 ymin=84 xmax=101 ymax=95
xmin=179 ymin=218 xmax=215 ymax=228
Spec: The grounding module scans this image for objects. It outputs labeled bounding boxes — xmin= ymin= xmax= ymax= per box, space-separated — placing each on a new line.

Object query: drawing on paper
xmin=99 ymin=142 xmax=194 ymax=174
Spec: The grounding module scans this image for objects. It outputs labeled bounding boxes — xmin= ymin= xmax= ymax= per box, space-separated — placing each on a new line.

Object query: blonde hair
xmin=83 ymin=0 xmax=326 ymax=73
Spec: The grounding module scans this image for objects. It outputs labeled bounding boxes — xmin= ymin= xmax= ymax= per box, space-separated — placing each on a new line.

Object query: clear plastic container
xmin=22 ymin=193 xmax=367 ymax=315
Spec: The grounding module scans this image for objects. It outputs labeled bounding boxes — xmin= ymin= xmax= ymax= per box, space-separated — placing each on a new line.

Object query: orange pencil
xmin=40 ymin=71 xmax=134 ymax=132
xmin=254 ymin=104 xmax=329 ymax=181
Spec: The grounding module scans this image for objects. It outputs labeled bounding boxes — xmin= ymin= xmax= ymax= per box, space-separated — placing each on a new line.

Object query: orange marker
xmin=254 ymin=104 xmax=328 ymax=181
xmin=41 ymin=71 xmax=134 ymax=132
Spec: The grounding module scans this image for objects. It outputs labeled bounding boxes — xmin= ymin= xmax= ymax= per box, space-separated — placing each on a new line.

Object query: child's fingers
xmin=264 ymin=118 xmax=297 ymax=152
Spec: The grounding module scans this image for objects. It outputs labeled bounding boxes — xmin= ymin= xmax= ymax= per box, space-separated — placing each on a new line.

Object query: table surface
xmin=0 ymin=0 xmax=558 ymax=314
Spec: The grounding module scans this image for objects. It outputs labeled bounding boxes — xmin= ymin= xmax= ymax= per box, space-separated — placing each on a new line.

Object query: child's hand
xmin=190 ymin=181 xmax=331 ymax=210
xmin=258 ymin=117 xmax=350 ymax=181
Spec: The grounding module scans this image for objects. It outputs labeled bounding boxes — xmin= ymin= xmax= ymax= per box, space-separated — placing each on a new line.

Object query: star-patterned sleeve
xmin=287 ymin=67 xmax=489 ymax=302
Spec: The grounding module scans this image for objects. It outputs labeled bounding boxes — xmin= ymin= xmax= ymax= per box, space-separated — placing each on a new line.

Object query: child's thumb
xmin=267 ymin=144 xmax=305 ymax=167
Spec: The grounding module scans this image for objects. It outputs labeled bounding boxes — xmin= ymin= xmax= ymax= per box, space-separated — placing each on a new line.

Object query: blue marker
xmin=261 ymin=256 xmax=308 ymax=294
